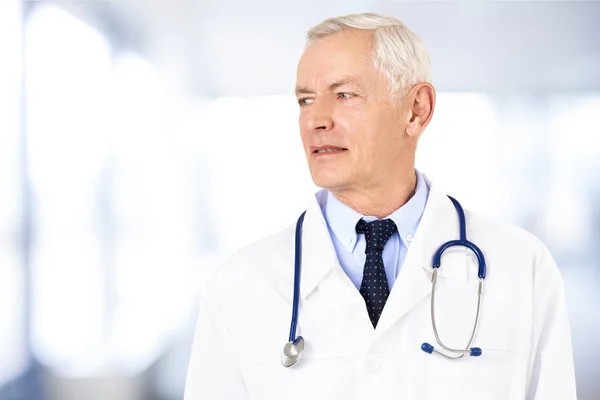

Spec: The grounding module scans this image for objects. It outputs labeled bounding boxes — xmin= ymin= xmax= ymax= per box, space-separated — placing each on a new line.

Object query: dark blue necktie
xmin=356 ymin=218 xmax=398 ymax=328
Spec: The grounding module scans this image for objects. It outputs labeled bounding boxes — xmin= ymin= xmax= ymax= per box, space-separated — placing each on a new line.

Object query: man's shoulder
xmin=465 ymin=208 xmax=552 ymax=264
xmin=231 ymin=223 xmax=297 ymax=267
xmin=206 ymin=222 xmax=298 ymax=294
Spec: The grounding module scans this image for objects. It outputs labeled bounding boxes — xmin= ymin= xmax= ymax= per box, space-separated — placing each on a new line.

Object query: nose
xmin=305 ymin=98 xmax=334 ymax=131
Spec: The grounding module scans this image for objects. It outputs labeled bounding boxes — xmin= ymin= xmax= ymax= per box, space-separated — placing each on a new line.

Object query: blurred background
xmin=1 ymin=0 xmax=599 ymax=399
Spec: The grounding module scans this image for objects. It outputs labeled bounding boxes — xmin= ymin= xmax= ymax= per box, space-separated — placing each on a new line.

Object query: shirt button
xmin=406 ymin=233 xmax=414 ymax=242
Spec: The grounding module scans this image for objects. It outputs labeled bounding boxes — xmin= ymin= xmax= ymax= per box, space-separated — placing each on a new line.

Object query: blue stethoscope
xmin=281 ymin=195 xmax=487 ymax=368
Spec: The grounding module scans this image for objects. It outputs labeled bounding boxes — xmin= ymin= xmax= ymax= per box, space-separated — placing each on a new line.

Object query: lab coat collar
xmin=416 ymin=175 xmax=471 ymax=283
xmin=299 ymin=175 xmax=470 ymax=302
xmin=299 ymin=189 xmax=343 ymax=299
xmin=374 ymin=173 xmax=471 ymax=335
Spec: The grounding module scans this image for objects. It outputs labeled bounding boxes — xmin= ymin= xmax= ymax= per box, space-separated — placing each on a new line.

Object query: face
xmin=296 ymin=29 xmax=415 ymax=193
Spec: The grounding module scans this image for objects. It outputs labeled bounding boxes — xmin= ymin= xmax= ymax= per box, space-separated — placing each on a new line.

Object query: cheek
xmin=372 ymin=108 xmax=404 ymax=145
xmin=298 ymin=113 xmax=310 ymax=145
xmin=337 ymin=105 xmax=371 ymax=140
xmin=352 ymin=117 xmax=381 ymax=151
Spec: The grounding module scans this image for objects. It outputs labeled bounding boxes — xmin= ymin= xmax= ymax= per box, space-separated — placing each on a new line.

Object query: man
xmin=184 ymin=13 xmax=576 ymax=399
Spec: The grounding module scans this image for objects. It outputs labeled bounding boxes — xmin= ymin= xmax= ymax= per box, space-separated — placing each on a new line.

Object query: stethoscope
xmin=281 ymin=195 xmax=487 ymax=368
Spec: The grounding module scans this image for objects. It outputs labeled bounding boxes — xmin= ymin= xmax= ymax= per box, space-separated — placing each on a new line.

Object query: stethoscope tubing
xmin=283 ymin=196 xmax=487 ymax=367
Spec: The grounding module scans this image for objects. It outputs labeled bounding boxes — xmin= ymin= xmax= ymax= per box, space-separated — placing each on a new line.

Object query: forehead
xmin=297 ymin=29 xmax=378 ymax=85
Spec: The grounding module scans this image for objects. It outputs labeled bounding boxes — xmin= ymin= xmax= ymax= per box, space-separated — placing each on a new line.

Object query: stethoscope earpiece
xmin=421 ymin=342 xmax=483 ymax=358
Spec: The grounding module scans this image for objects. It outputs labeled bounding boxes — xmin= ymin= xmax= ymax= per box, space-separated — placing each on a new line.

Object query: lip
xmin=310 ymin=145 xmax=348 ymax=156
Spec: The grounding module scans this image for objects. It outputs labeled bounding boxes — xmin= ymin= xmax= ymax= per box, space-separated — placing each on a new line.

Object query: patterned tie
xmin=356 ymin=218 xmax=398 ymax=328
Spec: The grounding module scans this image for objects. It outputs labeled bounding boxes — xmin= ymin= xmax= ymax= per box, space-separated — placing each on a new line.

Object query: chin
xmin=310 ymin=170 xmax=349 ymax=190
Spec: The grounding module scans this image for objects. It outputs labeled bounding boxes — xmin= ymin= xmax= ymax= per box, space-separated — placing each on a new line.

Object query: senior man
xmin=184 ymin=13 xmax=577 ymax=400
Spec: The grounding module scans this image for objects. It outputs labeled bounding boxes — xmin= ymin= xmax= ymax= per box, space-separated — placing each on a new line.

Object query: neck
xmin=330 ymin=170 xmax=418 ymax=219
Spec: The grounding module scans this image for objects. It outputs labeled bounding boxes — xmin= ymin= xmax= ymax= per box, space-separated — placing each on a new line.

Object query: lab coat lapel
xmin=299 ymin=190 xmax=347 ymax=299
xmin=374 ymin=177 xmax=461 ymax=336
xmin=296 ymin=182 xmax=467 ymax=331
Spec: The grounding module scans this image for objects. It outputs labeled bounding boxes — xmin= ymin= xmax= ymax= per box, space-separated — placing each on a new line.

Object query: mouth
xmin=311 ymin=146 xmax=348 ymax=155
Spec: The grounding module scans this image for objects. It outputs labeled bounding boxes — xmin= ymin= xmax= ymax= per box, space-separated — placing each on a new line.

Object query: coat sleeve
xmin=526 ymin=249 xmax=577 ymax=399
xmin=184 ymin=280 xmax=250 ymax=400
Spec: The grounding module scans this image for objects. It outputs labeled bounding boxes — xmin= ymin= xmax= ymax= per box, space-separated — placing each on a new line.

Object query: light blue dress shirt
xmin=318 ymin=170 xmax=430 ymax=291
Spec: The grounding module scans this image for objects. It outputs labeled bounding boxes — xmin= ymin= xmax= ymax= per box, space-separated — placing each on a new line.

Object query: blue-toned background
xmin=1 ymin=1 xmax=599 ymax=399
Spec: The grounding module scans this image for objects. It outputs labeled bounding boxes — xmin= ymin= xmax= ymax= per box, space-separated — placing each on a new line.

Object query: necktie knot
xmin=355 ymin=218 xmax=398 ymax=253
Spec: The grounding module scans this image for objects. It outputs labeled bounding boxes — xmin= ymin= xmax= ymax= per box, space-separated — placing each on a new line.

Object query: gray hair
xmin=306 ymin=13 xmax=432 ymax=97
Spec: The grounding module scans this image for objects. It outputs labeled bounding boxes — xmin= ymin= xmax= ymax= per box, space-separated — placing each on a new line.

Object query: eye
xmin=298 ymin=97 xmax=314 ymax=106
xmin=337 ymin=92 xmax=354 ymax=100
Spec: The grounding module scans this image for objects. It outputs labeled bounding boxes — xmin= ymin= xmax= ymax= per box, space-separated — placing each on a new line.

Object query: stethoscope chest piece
xmin=281 ymin=336 xmax=305 ymax=368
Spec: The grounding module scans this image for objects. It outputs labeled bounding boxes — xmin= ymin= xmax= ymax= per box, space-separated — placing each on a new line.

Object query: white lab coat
xmin=184 ymin=177 xmax=577 ymax=400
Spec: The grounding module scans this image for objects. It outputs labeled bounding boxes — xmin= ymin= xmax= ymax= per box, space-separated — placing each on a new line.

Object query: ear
xmin=405 ymin=83 xmax=436 ymax=138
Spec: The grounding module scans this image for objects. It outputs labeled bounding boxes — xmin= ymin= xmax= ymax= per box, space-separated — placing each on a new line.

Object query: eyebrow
xmin=295 ymin=78 xmax=362 ymax=96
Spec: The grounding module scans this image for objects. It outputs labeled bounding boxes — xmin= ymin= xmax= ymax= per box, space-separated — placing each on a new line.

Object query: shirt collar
xmin=320 ymin=169 xmax=430 ymax=253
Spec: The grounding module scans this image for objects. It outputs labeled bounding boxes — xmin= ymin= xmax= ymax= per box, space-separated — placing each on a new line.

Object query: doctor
xmin=184 ymin=13 xmax=577 ymax=400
